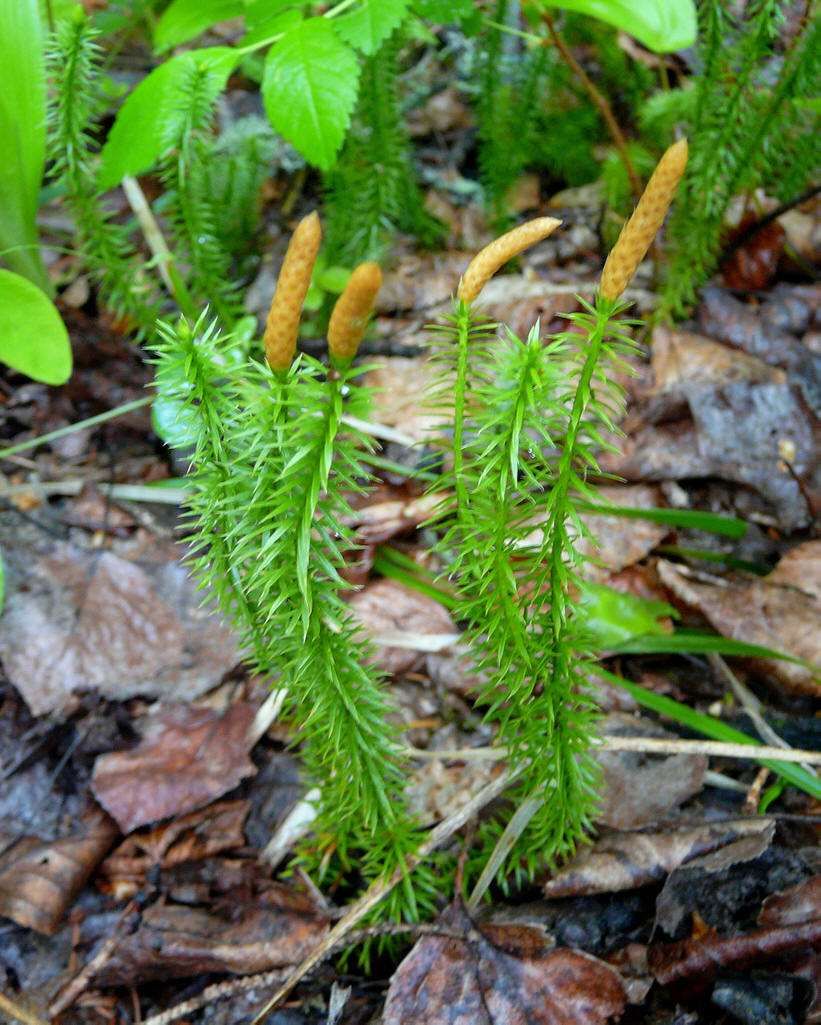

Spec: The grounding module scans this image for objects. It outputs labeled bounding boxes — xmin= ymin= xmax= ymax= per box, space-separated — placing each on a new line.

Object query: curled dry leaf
xmin=594 ymin=714 xmax=707 ymax=830
xmin=98 ymin=799 xmax=249 ymax=900
xmin=543 ymin=819 xmax=776 ymax=899
xmin=383 ymin=901 xmax=626 ymax=1025
xmin=759 ymin=875 xmax=821 ymax=929
xmin=91 ymin=702 xmax=257 ymax=833
xmin=657 ymin=542 xmax=821 ymax=695
xmin=0 ymin=810 xmax=117 ymax=935
xmin=344 ymin=491 xmax=443 ymax=545
xmin=87 ymin=884 xmax=328 ymax=986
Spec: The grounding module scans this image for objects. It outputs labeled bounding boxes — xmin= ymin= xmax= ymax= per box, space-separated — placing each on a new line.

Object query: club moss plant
xmin=152 ymin=138 xmax=687 ymax=921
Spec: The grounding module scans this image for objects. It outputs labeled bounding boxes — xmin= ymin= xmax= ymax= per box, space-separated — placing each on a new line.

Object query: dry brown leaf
xmin=759 ymin=875 xmax=821 ymax=929
xmin=650 ymin=326 xmax=785 ymax=394
xmin=406 ymin=759 xmax=502 ymax=827
xmin=383 ymin=901 xmax=626 ymax=1025
xmin=98 ymin=800 xmax=249 ymax=900
xmin=344 ymin=491 xmax=443 ymax=544
xmin=0 ymin=810 xmax=117 ymax=935
xmin=657 ymin=544 xmax=820 ymax=694
xmin=365 ymin=356 xmax=451 ymax=444
xmin=91 ymin=702 xmax=257 ymax=833
xmin=0 ymin=532 xmax=239 ymax=717
xmin=543 ymin=819 xmax=775 ymax=899
xmin=87 ymin=884 xmax=328 ymax=985
xmin=578 ymin=485 xmax=668 ymax=582
xmin=349 ymin=578 xmax=458 ymax=675
xmin=595 ymin=714 xmax=707 ymax=830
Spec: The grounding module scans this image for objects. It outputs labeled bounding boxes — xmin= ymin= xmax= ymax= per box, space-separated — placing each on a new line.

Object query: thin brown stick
xmin=542 ymin=14 xmax=642 ymax=200
xmin=141 ymin=969 xmax=289 ymax=1025
xmin=251 ymin=768 xmax=518 ymax=1022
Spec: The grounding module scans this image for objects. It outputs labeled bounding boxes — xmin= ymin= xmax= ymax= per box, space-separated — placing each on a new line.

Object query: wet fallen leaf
xmin=87 ymin=884 xmax=328 ymax=985
xmin=0 ymin=810 xmax=117 ymax=935
xmin=91 ymin=702 xmax=257 ymax=833
xmin=657 ymin=542 xmax=820 ymax=695
xmin=349 ymin=578 xmax=458 ymax=675
xmin=722 ymin=217 xmax=786 ymax=291
xmin=98 ymin=800 xmax=249 ymax=900
xmin=759 ymin=875 xmax=821 ymax=929
xmin=383 ymin=900 xmax=626 ymax=1025
xmin=0 ymin=525 xmax=240 ymax=717
xmin=594 ymin=714 xmax=707 ymax=830
xmin=543 ymin=820 xmax=775 ymax=899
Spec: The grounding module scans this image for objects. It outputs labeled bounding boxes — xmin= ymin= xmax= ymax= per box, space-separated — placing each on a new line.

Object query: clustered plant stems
xmin=430 ymin=139 xmax=688 ymax=875
xmin=157 ymin=137 xmax=686 ymax=924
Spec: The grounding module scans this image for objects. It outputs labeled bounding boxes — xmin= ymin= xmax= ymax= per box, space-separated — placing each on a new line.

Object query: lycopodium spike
xmin=457 ymin=217 xmax=562 ymax=303
xmin=263 ymin=211 xmax=322 ymax=371
xmin=599 ymin=138 xmax=688 ymax=301
xmin=328 ymin=261 xmax=383 ymax=363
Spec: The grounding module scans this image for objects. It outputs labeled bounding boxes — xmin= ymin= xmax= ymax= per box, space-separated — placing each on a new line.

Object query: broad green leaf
xmin=99 ymin=47 xmax=237 ymax=189
xmin=0 ymin=270 xmax=71 ymax=384
xmin=580 ymin=581 xmax=675 ymax=648
xmin=333 ymin=0 xmax=410 ymax=55
xmin=154 ymin=0 xmax=243 ymax=52
xmin=262 ymin=18 xmax=360 ymax=170
xmin=242 ymin=0 xmax=302 ymax=47
xmin=0 ymin=0 xmax=50 ymax=292
xmin=542 ymin=0 xmax=696 ymax=53
xmin=595 ymin=666 xmax=821 ymax=800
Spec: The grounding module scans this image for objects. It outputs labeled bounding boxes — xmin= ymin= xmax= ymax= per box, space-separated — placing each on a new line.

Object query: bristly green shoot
xmin=46 ymin=10 xmax=159 ymax=333
xmin=150 ymin=312 xmax=429 ymax=929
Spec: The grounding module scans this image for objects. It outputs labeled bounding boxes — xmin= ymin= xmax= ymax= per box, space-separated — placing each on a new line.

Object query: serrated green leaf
xmin=333 ymin=0 xmax=409 ymax=55
xmin=242 ymin=0 xmax=302 ymax=47
xmin=0 ymin=269 xmax=71 ymax=384
xmin=542 ymin=0 xmax=696 ymax=53
xmin=262 ymin=18 xmax=359 ymax=170
xmin=0 ymin=0 xmax=50 ymax=292
xmin=98 ymin=47 xmax=237 ymax=189
xmin=154 ymin=0 xmax=243 ymax=52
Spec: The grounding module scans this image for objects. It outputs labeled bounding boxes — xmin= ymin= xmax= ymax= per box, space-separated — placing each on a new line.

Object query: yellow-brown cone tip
xmin=457 ymin=216 xmax=562 ymax=303
xmin=263 ymin=211 xmax=322 ymax=372
xmin=328 ymin=261 xmax=383 ymax=363
xmin=599 ymin=138 xmax=688 ymax=302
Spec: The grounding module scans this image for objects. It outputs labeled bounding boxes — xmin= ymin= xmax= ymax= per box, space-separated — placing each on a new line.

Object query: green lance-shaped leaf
xmin=0 ymin=269 xmax=71 ymax=385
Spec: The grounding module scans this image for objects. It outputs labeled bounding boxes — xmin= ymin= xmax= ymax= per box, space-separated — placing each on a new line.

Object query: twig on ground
xmin=141 ymin=969 xmax=290 ymax=1025
xmin=0 ymin=991 xmax=49 ymax=1025
xmin=0 ymin=397 xmax=153 ymax=460
xmin=251 ymin=767 xmax=518 ymax=1022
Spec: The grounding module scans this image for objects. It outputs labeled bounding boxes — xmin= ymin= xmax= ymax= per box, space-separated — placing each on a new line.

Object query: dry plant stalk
xmin=599 ymin=138 xmax=688 ymax=300
xmin=457 ymin=216 xmax=562 ymax=302
xmin=328 ymin=261 xmax=383 ymax=362
xmin=263 ymin=211 xmax=322 ymax=371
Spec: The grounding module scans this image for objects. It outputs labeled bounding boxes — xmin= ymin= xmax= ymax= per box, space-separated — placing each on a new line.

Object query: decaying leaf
xmin=594 ymin=714 xmax=707 ymax=830
xmin=759 ymin=875 xmax=821 ymax=929
xmin=0 ymin=810 xmax=117 ymax=935
xmin=91 ymin=702 xmax=257 ymax=833
xmin=657 ymin=542 xmax=820 ymax=694
xmin=406 ymin=758 xmax=502 ymax=827
xmin=365 ymin=356 xmax=452 ymax=444
xmin=543 ymin=819 xmax=775 ymax=899
xmin=98 ymin=800 xmax=250 ymax=900
xmin=0 ymin=527 xmax=240 ymax=717
xmin=349 ymin=578 xmax=458 ymax=675
xmin=577 ymin=485 xmax=669 ymax=583
xmin=86 ymin=884 xmax=328 ymax=985
xmin=383 ymin=901 xmax=626 ymax=1025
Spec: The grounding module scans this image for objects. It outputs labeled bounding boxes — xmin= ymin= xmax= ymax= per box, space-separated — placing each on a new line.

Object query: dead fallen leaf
xmin=98 ymin=799 xmax=249 ymax=900
xmin=655 ymin=824 xmax=777 ymax=937
xmin=406 ymin=758 xmax=502 ymax=827
xmin=578 ymin=485 xmax=668 ymax=582
xmin=344 ymin=491 xmax=443 ymax=544
xmin=657 ymin=543 xmax=820 ymax=695
xmin=595 ymin=714 xmax=707 ymax=830
xmin=722 ymin=217 xmax=786 ymax=291
xmin=698 ymin=287 xmax=807 ymax=370
xmin=87 ymin=884 xmax=328 ymax=985
xmin=0 ymin=810 xmax=117 ymax=935
xmin=349 ymin=578 xmax=458 ymax=675
xmin=0 ymin=527 xmax=240 ymax=717
xmin=364 ymin=356 xmax=451 ymax=445
xmin=91 ymin=702 xmax=257 ymax=833
xmin=383 ymin=900 xmax=626 ymax=1025
xmin=759 ymin=875 xmax=821 ymax=929
xmin=650 ymin=326 xmax=785 ymax=397
xmin=543 ymin=819 xmax=775 ymax=899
